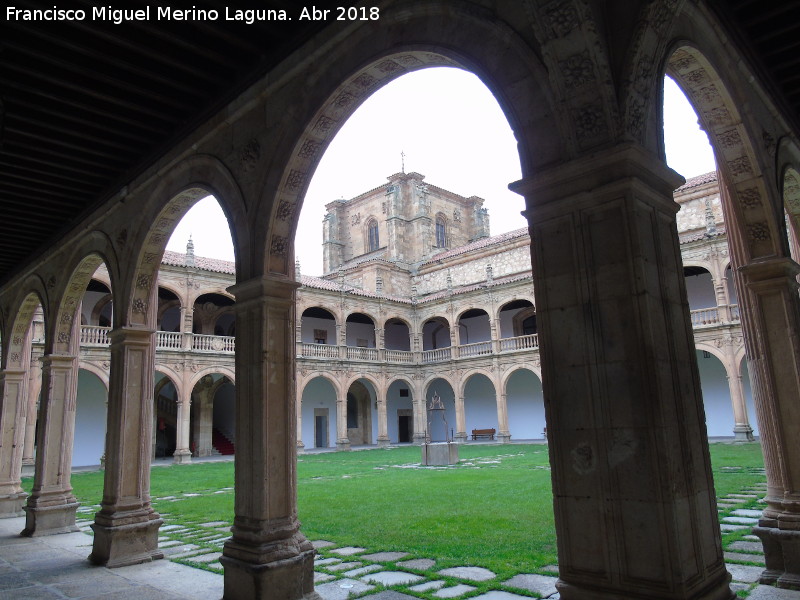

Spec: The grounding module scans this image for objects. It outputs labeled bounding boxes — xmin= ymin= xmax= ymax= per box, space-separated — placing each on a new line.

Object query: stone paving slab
xmin=438 ymin=566 xmax=496 ymax=582
xmin=343 ymin=565 xmax=383 ymax=577
xmin=720 ymin=524 xmax=750 ymax=532
xmin=365 ymin=592 xmax=418 ymax=600
xmin=199 ymin=521 xmax=228 ymax=527
xmin=748 ymin=586 xmax=800 ymax=599
xmin=729 ymin=541 xmax=765 ymax=553
xmin=433 ymin=583 xmax=477 ymax=598
xmin=327 ymin=562 xmax=363 ymax=572
xmin=313 ymin=541 xmax=337 ymax=549
xmin=360 ymin=552 xmax=410 ymax=562
xmin=161 ymin=544 xmax=201 ymax=556
xmin=729 ymin=494 xmax=759 ymax=499
xmin=185 ymin=552 xmax=222 ymax=563
xmin=541 ymin=565 xmax=559 ymax=573
xmin=315 ymin=572 xmax=336 ymax=583
xmin=724 ymin=552 xmax=766 ymax=565
xmin=316 ymin=578 xmax=375 ymax=600
xmin=732 ymin=509 xmax=763 ymax=518
xmin=470 ymin=591 xmax=535 ymax=600
xmin=503 ymin=573 xmax=559 ymax=595
xmin=727 ymin=563 xmax=765 ymax=583
xmin=723 ymin=516 xmax=759 ymax=525
xmin=362 ymin=571 xmax=425 ymax=586
xmin=330 ymin=547 xmax=365 ymax=556
xmin=397 ymin=558 xmax=435 ymax=571
xmin=409 ymin=580 xmax=447 ymax=592
xmin=315 ymin=558 xmax=342 ymax=566
xmin=159 ymin=540 xmax=184 ymax=548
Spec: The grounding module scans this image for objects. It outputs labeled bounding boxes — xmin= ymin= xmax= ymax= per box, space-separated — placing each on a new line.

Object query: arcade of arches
xmin=2 ymin=3 xmax=800 ymax=600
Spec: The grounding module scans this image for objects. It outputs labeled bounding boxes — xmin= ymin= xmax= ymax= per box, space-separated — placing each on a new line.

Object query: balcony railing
xmin=458 ymin=340 xmax=493 ymax=358
xmin=422 ymin=347 xmax=452 ymax=363
xmin=690 ymin=307 xmax=720 ymax=327
xmin=80 ymin=325 xmax=110 ymax=346
xmin=499 ymin=333 xmax=539 ymax=352
xmin=385 ymin=349 xmax=414 ymax=363
xmin=299 ymin=342 xmax=339 ymax=358
xmin=156 ymin=331 xmax=182 ymax=349
xmin=346 ymin=346 xmax=379 ymax=361
xmin=192 ymin=334 xmax=235 ymax=353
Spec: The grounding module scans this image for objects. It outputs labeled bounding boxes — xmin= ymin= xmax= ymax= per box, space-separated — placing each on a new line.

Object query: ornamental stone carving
xmin=240 ymin=138 xmax=261 ymax=173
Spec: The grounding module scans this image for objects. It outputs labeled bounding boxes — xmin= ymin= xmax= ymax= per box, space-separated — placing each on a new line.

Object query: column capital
xmin=511 ymin=143 xmax=684 ymax=210
xmin=108 ymin=326 xmax=155 ymax=345
xmin=738 ymin=256 xmax=800 ymax=290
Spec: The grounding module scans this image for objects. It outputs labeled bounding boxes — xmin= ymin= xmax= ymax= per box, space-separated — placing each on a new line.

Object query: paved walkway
xmin=2 ymin=467 xmax=799 ymax=599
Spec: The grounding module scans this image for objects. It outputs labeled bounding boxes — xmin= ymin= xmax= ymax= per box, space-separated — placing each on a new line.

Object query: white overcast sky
xmin=167 ymin=70 xmax=716 ymax=275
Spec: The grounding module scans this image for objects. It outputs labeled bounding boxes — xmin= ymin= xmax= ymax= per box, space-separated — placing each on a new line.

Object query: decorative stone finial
xmin=295 ymin=259 xmax=301 ymax=282
xmin=186 ymin=235 xmax=195 ymax=267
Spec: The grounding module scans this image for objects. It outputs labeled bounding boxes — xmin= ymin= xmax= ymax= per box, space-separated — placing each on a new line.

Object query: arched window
xmin=367 ymin=218 xmax=379 ymax=252
xmin=435 ymin=216 xmax=447 ymax=248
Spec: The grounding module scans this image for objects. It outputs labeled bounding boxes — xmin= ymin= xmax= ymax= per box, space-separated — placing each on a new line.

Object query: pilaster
xmin=221 ymin=274 xmax=317 ymax=600
xmin=89 ymin=326 xmax=163 ymax=567
xmin=22 ymin=353 xmax=80 ymax=536
xmin=512 ymin=143 xmax=734 ymax=600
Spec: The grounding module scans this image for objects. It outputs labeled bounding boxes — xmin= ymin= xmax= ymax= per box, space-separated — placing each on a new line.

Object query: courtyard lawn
xmin=27 ymin=442 xmax=765 ymax=578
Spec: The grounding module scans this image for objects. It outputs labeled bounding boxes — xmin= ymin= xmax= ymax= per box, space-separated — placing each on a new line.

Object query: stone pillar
xmin=296 ymin=384 xmax=305 ymax=452
xmin=22 ymin=355 xmax=42 ymax=469
xmin=192 ymin=380 xmax=214 ymax=457
xmin=336 ymin=387 xmax=350 ymax=451
xmin=220 ymin=275 xmax=317 ymax=600
xmin=725 ymin=360 xmax=754 ymax=442
xmin=411 ymin=382 xmax=427 ymax=445
xmin=496 ymin=392 xmax=511 ymax=444
xmin=0 ymin=368 xmax=30 ymax=517
xmin=454 ymin=394 xmax=467 ymax=443
xmin=21 ymin=353 xmax=81 ymax=536
xmin=376 ymin=391 xmax=389 ymax=447
xmin=512 ymin=144 xmax=733 ymax=600
xmin=89 ymin=326 xmax=163 ymax=567
xmin=173 ymin=387 xmax=192 ymax=464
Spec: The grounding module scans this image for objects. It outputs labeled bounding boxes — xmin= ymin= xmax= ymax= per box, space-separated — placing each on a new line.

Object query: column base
xmin=88 ymin=515 xmax=164 ymax=567
xmin=754 ymin=525 xmax=800 ymax=589
xmin=453 ymin=432 xmax=467 ymax=444
xmin=733 ymin=425 xmax=755 ymax=442
xmin=0 ymin=492 xmax=27 ymax=518
xmin=377 ymin=437 xmax=390 ymax=448
xmin=173 ymin=449 xmax=192 ymax=464
xmin=336 ymin=439 xmax=351 ymax=451
xmin=556 ymin=569 xmax=735 ymax=600
xmin=21 ymin=501 xmax=79 ymax=536
xmin=412 ymin=433 xmax=426 ymax=446
xmin=497 ymin=433 xmax=511 ymax=444
xmin=221 ymin=532 xmax=319 ymax=600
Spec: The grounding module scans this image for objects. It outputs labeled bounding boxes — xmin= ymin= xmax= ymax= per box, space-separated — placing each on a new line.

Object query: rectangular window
xmin=314 ymin=329 xmax=327 ymax=344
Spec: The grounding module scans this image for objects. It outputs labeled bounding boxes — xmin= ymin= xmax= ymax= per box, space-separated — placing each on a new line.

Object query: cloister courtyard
xmin=4 ymin=442 xmax=783 ymax=599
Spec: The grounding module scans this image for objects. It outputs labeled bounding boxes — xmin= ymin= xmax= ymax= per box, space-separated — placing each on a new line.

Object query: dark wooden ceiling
xmin=1 ymin=1 xmax=798 ymax=286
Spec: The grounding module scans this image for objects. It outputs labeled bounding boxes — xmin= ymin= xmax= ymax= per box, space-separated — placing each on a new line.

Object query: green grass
xmin=24 ymin=442 xmax=766 ymax=580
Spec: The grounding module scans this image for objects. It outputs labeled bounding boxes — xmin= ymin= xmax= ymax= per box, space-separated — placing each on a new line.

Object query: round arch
xmin=459 ymin=369 xmax=497 ymax=399
xmin=501 ymin=364 xmax=543 ymax=392
xmin=189 ymin=366 xmax=236 ymax=390
xmin=78 ymin=361 xmax=110 ymax=391
xmin=259 ymin=3 xmax=565 ymax=277
xmin=4 ymin=284 xmax=47 ymax=370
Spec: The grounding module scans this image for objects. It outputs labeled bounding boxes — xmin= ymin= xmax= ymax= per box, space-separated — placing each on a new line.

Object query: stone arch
xmin=78 ymin=361 xmax=110 ymax=391
xmin=343 ymin=373 xmax=381 ymax=396
xmin=3 ymin=282 xmax=48 ymax=370
xmin=692 ymin=342 xmax=727 ymax=366
xmin=154 ymin=369 xmax=182 ymax=401
xmin=89 ymin=293 xmax=113 ymax=327
xmin=364 ymin=215 xmax=380 ymax=253
xmin=501 ymin=364 xmax=543 ymax=392
xmin=189 ymin=366 xmax=236 ymax=390
xmin=299 ymin=373 xmax=342 ymax=399
xmin=664 ymin=42 xmax=783 ymax=261
xmin=124 ymin=155 xmax=246 ymax=327
xmin=260 ymin=3 xmax=565 ymax=276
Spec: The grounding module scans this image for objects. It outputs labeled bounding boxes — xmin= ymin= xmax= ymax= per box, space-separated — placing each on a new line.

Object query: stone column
xmin=411 ymin=381 xmax=427 ymax=445
xmin=454 ymin=394 xmax=467 ymax=443
xmin=376 ymin=391 xmax=389 ymax=447
xmin=89 ymin=326 xmax=163 ymax=567
xmin=336 ymin=387 xmax=350 ymax=451
xmin=22 ymin=354 xmax=42 ymax=470
xmin=296 ymin=384 xmax=305 ymax=452
xmin=21 ymin=353 xmax=81 ymax=536
xmin=173 ymin=386 xmax=192 ymax=464
xmin=512 ymin=144 xmax=733 ymax=600
xmin=192 ymin=381 xmax=214 ymax=457
xmin=496 ymin=392 xmax=511 ymax=444
xmin=0 ymin=368 xmax=30 ymax=517
xmin=220 ymin=275 xmax=317 ymax=600
xmin=726 ymin=371 xmax=754 ymax=441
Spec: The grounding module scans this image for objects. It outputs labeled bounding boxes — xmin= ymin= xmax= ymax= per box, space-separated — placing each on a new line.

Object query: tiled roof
xmin=420 ymin=227 xmax=529 ymax=266
xmin=679 ymin=225 xmax=727 ymax=243
xmin=299 ymin=274 xmax=412 ymax=304
xmin=161 ymin=250 xmax=235 ymax=275
xmin=676 ymin=171 xmax=717 ymax=191
xmin=419 ymin=272 xmax=533 ymax=302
